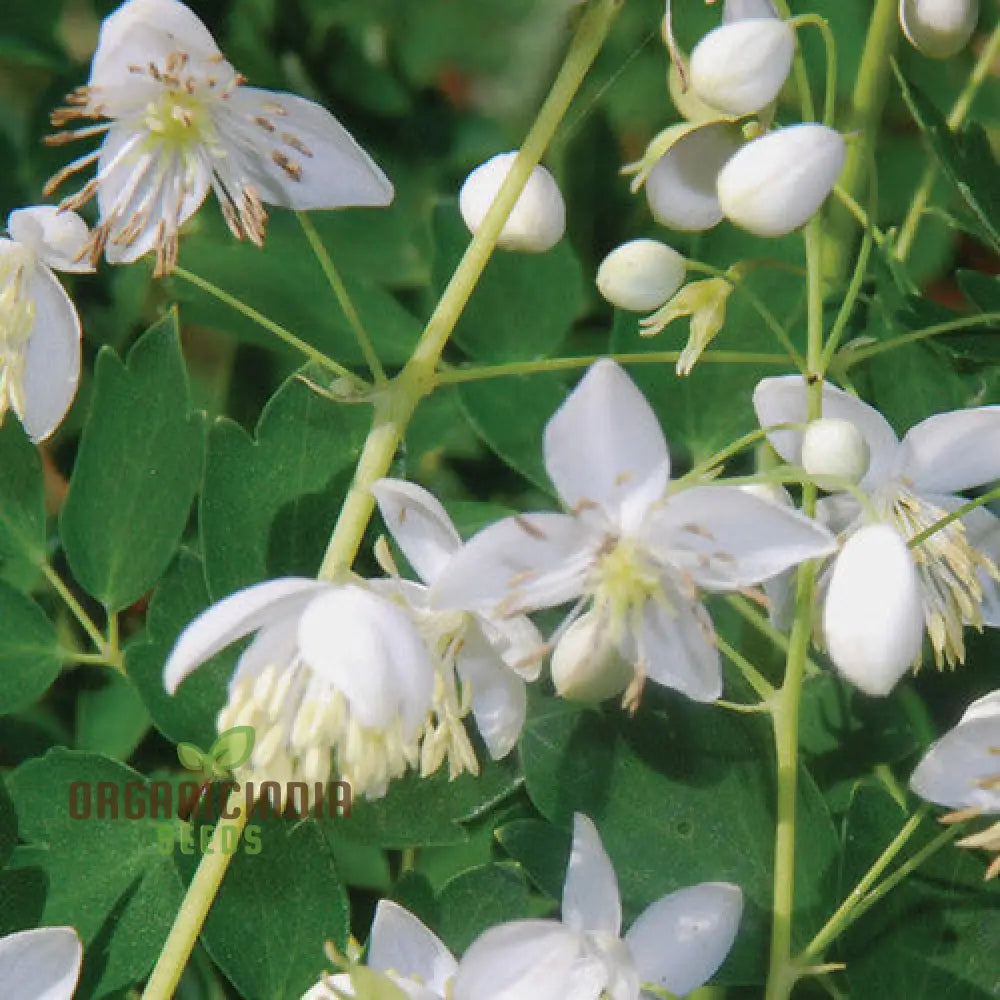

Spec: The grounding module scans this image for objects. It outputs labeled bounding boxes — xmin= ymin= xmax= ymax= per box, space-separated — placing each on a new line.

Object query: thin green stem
xmin=896 ymin=22 xmax=1000 ymax=261
xmin=831 ymin=186 xmax=888 ymax=248
xmin=840 ymin=311 xmax=1000 ymax=368
xmin=909 ymin=485 xmax=1000 ymax=549
xmin=773 ymin=0 xmax=816 ymax=122
xmin=820 ymin=226 xmax=872 ymax=370
xmin=43 ymin=563 xmax=117 ymax=666
xmin=173 ymin=266 xmax=363 ymax=384
xmin=296 ymin=212 xmax=387 ymax=384
xmin=717 ymin=636 xmax=776 ymax=701
xmin=791 ymin=15 xmax=838 ymax=127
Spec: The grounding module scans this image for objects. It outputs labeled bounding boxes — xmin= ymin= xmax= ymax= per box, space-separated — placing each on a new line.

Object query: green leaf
xmin=519 ymin=696 xmax=838 ymax=985
xmin=60 ymin=312 xmax=206 ymax=612
xmin=436 ymin=862 xmax=533 ymax=954
xmin=200 ymin=371 xmax=369 ymax=598
xmin=74 ymin=672 xmax=151 ymax=760
xmin=0 ymin=417 xmax=45 ymax=571
xmin=177 ymin=742 xmax=207 ymax=772
xmin=432 ymin=203 xmax=584 ymax=362
xmin=210 ymin=725 xmax=256 ymax=771
xmin=7 ymin=749 xmax=184 ymax=997
xmin=0 ymin=581 xmax=63 ymax=716
xmin=495 ymin=818 xmax=570 ymax=899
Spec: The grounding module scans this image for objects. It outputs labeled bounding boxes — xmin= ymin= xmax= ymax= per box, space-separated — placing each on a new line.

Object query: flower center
xmin=0 ymin=255 xmax=35 ymax=424
xmin=590 ymin=538 xmax=665 ymax=644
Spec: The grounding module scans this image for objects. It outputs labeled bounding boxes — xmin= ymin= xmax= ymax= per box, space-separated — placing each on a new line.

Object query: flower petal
xmin=372 ymin=479 xmax=461 ymax=584
xmin=367 ymin=900 xmax=457 ymax=994
xmin=20 ymin=264 xmax=82 ymax=442
xmin=962 ymin=505 xmax=1000 ymax=627
xmin=544 ymin=360 xmax=670 ymax=532
xmin=644 ymin=485 xmax=835 ymax=590
xmin=635 ymin=597 xmax=722 ymax=702
xmin=164 ymin=578 xmax=326 ymax=694
xmin=430 ymin=512 xmax=595 ymax=615
xmin=625 ymin=883 xmax=742 ymax=997
xmin=298 ymin=585 xmax=434 ymax=735
xmin=0 ymin=926 xmax=83 ymax=1000
xmin=562 ymin=814 xmax=622 ymax=937
xmin=910 ymin=689 xmax=1000 ymax=813
xmin=478 ymin=612 xmax=545 ymax=681
xmin=8 ymin=207 xmax=93 ymax=274
xmin=753 ymin=376 xmax=899 ymax=491
xmin=897 ymin=407 xmax=1000 ymax=494
xmin=226 ymin=88 xmax=393 ymax=210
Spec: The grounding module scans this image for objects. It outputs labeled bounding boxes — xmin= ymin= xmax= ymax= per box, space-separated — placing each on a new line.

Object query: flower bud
xmin=900 ymin=0 xmax=979 ymax=59
xmin=823 ymin=524 xmax=924 ymax=696
xmin=596 ymin=239 xmax=687 ymax=312
xmin=459 ymin=152 xmax=566 ymax=253
xmin=724 ymin=0 xmax=780 ymax=22
xmin=801 ymin=418 xmax=870 ymax=485
xmin=716 ymin=124 xmax=846 ymax=237
xmin=551 ymin=612 xmax=633 ymax=703
xmin=690 ymin=19 xmax=796 ymax=117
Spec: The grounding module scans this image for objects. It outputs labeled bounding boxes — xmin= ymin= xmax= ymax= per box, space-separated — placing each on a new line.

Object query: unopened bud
xmin=801 ymin=418 xmax=870 ymax=484
xmin=900 ymin=0 xmax=979 ymax=59
xmin=551 ymin=612 xmax=633 ymax=703
xmin=823 ymin=524 xmax=924 ymax=696
xmin=459 ymin=152 xmax=566 ymax=253
xmin=596 ymin=239 xmax=687 ymax=312
xmin=716 ymin=124 xmax=846 ymax=237
xmin=690 ymin=19 xmax=796 ymax=117
xmin=724 ymin=0 xmax=780 ymax=22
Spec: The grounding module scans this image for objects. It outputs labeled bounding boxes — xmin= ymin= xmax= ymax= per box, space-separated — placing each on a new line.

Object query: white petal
xmin=645 ymin=485 xmax=835 ymax=590
xmin=8 ymin=207 xmax=92 ymax=273
xmin=298 ymin=585 xmax=434 ymax=734
xmin=723 ymin=0 xmax=779 ymax=20
xmin=456 ymin=623 xmax=527 ymax=760
xmin=0 ymin=926 xmax=83 ymax=1000
xmin=372 ymin=479 xmax=461 ymax=584
xmin=544 ymin=360 xmax=670 ymax=532
xmin=368 ymin=901 xmax=457 ymax=994
xmin=636 ymin=598 xmax=722 ymax=702
xmin=962 ymin=506 xmax=1000 ymax=627
xmin=910 ymin=689 xmax=1000 ymax=812
xmin=164 ymin=578 xmax=326 ymax=694
xmin=225 ymin=88 xmax=393 ymax=209
xmin=453 ymin=921 xmax=599 ymax=1000
xmin=230 ymin=616 xmax=299 ymax=687
xmin=562 ymin=814 xmax=622 ymax=938
xmin=430 ymin=513 xmax=595 ymax=615
xmin=478 ymin=612 xmax=545 ymax=681
xmin=625 ymin=883 xmax=742 ymax=997
xmin=752 ymin=376 xmax=900 ymax=491
xmin=897 ymin=407 xmax=1000 ymax=495
xmin=20 ymin=265 xmax=82 ymax=442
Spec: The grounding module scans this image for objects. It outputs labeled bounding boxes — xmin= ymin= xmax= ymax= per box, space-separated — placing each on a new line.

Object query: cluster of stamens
xmin=0 ymin=255 xmax=34 ymax=423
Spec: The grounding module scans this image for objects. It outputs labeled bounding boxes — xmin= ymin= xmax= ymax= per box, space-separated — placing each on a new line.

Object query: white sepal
xmin=0 ymin=926 xmax=83 ymax=1000
xmin=596 ymin=239 xmax=686 ymax=313
xmin=563 ymin=813 xmax=622 ymax=937
xmin=900 ymin=0 xmax=979 ymax=58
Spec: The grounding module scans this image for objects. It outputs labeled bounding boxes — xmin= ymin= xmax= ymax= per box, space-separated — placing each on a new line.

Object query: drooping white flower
xmin=459 ymin=152 xmax=566 ymax=253
xmin=900 ymin=0 xmax=979 ymax=59
xmin=164 ymin=578 xmax=438 ymax=801
xmin=372 ymin=478 xmax=543 ymax=772
xmin=432 ymin=360 xmax=835 ymax=706
xmin=452 ymin=813 xmax=743 ymax=1000
xmin=716 ymin=124 xmax=846 ymax=237
xmin=754 ymin=375 xmax=1000 ymax=670
xmin=303 ymin=900 xmax=457 ymax=1000
xmin=0 ymin=926 xmax=83 ymax=1000
xmin=596 ymin=239 xmax=687 ymax=313
xmin=822 ymin=524 xmax=925 ymax=695
xmin=45 ymin=0 xmax=393 ymax=275
xmin=689 ymin=18 xmax=796 ymax=117
xmin=0 ymin=205 xmax=91 ymax=441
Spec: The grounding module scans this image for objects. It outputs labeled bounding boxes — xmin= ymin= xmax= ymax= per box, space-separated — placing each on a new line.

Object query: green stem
xmin=717 ymin=636 xmax=776 ymax=701
xmin=43 ymin=563 xmax=117 ymax=666
xmin=790 ymin=15 xmax=838 ymax=127
xmin=820 ymin=226 xmax=873 ymax=370
xmin=840 ymin=311 xmax=1000 ymax=368
xmin=173 ymin=266 xmax=362 ymax=385
xmin=896 ymin=22 xmax=1000 ymax=262
xmin=909 ymin=484 xmax=1000 ymax=549
xmin=678 ymin=424 xmax=799 ymax=486
xmin=296 ymin=212 xmax=387 ymax=384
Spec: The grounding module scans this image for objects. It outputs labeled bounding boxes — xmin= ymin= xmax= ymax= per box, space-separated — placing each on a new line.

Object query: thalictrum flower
xmin=432 ymin=360 xmax=835 ymax=706
xmin=45 ymin=0 xmax=393 ymax=275
xmin=453 ymin=813 xmax=743 ymax=1000
xmin=0 ymin=205 xmax=91 ymax=441
xmin=0 ymin=926 xmax=83 ymax=1000
xmin=754 ymin=375 xmax=1000 ymax=669
xmin=164 ymin=579 xmax=436 ymax=801
xmin=372 ymin=478 xmax=543 ymax=775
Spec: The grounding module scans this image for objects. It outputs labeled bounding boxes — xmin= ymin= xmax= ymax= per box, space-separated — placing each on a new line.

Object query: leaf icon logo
xmin=176 ymin=726 xmax=255 ymax=778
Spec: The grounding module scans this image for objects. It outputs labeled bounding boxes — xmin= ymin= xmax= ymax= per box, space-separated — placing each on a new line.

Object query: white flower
xmin=459 ymin=152 xmax=566 ymax=253
xmin=689 ymin=18 xmax=796 ymax=117
xmin=303 ymin=900 xmax=456 ymax=1000
xmin=800 ymin=417 xmax=870 ymax=484
xmin=723 ymin=0 xmax=780 ymax=21
xmin=900 ymin=0 xmax=979 ymax=59
xmin=432 ymin=360 xmax=835 ymax=705
xmin=164 ymin=578 xmax=437 ymax=801
xmin=452 ymin=813 xmax=743 ymax=1000
xmin=372 ymin=478 xmax=543 ymax=773
xmin=550 ymin=609 xmax=635 ymax=703
xmin=596 ymin=239 xmax=687 ymax=313
xmin=0 ymin=926 xmax=82 ymax=1000
xmin=45 ymin=0 xmax=393 ymax=275
xmin=0 ymin=205 xmax=91 ymax=441
xmin=822 ymin=524 xmax=925 ymax=695
xmin=754 ymin=376 xmax=1000 ymax=669
xmin=716 ymin=124 xmax=846 ymax=237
